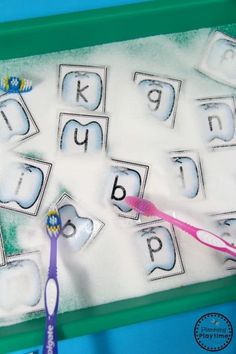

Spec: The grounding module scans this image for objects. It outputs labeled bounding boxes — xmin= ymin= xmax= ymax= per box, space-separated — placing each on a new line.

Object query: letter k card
xmin=58 ymin=64 xmax=107 ymax=113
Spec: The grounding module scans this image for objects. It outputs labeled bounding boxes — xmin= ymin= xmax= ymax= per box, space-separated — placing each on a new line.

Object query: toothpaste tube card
xmin=0 ymin=156 xmax=52 ymax=216
xmin=108 ymin=159 xmax=149 ymax=220
xmin=170 ymin=150 xmax=205 ymax=200
xmin=58 ymin=64 xmax=107 ymax=113
xmin=211 ymin=211 xmax=236 ymax=270
xmin=56 ymin=192 xmax=105 ymax=252
xmin=198 ymin=31 xmax=236 ymax=87
xmin=136 ymin=220 xmax=185 ymax=281
xmin=196 ymin=96 xmax=236 ymax=149
xmin=58 ymin=112 xmax=109 ymax=154
xmin=134 ymin=71 xmax=182 ymax=128
xmin=0 ymin=93 xmax=39 ymax=145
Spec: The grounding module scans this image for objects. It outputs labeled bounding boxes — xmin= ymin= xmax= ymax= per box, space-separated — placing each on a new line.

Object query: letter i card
xmin=170 ymin=150 xmax=205 ymax=200
xmin=109 ymin=159 xmax=149 ymax=220
xmin=58 ymin=112 xmax=109 ymax=153
xmin=0 ymin=156 xmax=52 ymax=216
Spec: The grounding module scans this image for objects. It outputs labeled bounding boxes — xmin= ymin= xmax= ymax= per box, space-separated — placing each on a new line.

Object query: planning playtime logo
xmin=194 ymin=313 xmax=233 ymax=351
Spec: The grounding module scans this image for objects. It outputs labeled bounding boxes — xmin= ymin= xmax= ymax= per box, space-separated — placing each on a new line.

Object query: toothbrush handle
xmin=157 ymin=210 xmax=236 ymax=257
xmin=194 ymin=229 xmax=236 ymax=258
xmin=43 ymin=239 xmax=59 ymax=354
xmin=43 ymin=277 xmax=59 ymax=354
xmin=155 ymin=208 xmax=199 ymax=235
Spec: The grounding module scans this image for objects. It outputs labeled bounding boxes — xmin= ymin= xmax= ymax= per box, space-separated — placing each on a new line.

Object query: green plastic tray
xmin=1 ymin=1 xmax=236 ymax=353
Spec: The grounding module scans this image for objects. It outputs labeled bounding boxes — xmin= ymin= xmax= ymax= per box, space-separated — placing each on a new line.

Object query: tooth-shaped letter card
xmin=0 ymin=251 xmax=43 ymax=322
xmin=56 ymin=192 xmax=105 ymax=252
xmin=0 ymin=155 xmax=52 ymax=216
xmin=58 ymin=112 xmax=109 ymax=154
xmin=108 ymin=159 xmax=149 ymax=220
xmin=136 ymin=220 xmax=184 ymax=281
xmin=196 ymin=96 xmax=236 ymax=149
xmin=58 ymin=64 xmax=107 ymax=113
xmin=0 ymin=93 xmax=39 ymax=145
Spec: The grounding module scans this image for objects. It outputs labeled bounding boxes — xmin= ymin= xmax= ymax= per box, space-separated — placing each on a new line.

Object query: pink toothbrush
xmin=125 ymin=196 xmax=236 ymax=258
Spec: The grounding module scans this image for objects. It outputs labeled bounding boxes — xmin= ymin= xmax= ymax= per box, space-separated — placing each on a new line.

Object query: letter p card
xmin=136 ymin=221 xmax=184 ymax=281
xmin=108 ymin=159 xmax=149 ymax=220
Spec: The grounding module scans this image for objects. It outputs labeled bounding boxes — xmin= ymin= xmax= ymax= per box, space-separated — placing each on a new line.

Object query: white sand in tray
xmin=0 ymin=25 xmax=236 ymax=325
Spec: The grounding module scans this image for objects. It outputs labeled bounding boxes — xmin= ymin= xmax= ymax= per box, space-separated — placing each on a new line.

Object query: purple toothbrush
xmin=43 ymin=207 xmax=62 ymax=354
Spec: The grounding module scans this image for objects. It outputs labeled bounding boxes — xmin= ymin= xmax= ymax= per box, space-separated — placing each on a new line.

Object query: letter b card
xmin=108 ymin=159 xmax=149 ymax=220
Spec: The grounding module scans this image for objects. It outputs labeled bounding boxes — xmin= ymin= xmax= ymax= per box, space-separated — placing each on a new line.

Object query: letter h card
xmin=58 ymin=112 xmax=109 ymax=153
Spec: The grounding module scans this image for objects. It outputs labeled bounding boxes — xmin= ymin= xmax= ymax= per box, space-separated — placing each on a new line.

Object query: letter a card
xmin=58 ymin=112 xmax=109 ymax=153
xmin=108 ymin=159 xmax=149 ymax=220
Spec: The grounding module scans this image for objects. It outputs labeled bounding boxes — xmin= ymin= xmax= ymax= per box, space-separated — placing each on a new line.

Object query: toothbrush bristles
xmin=125 ymin=196 xmax=154 ymax=215
xmin=46 ymin=206 xmax=62 ymax=238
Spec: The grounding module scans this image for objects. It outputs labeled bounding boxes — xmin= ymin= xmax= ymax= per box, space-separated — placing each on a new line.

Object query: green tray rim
xmin=1 ymin=0 xmax=236 ymax=60
xmin=1 ymin=275 xmax=236 ymax=353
